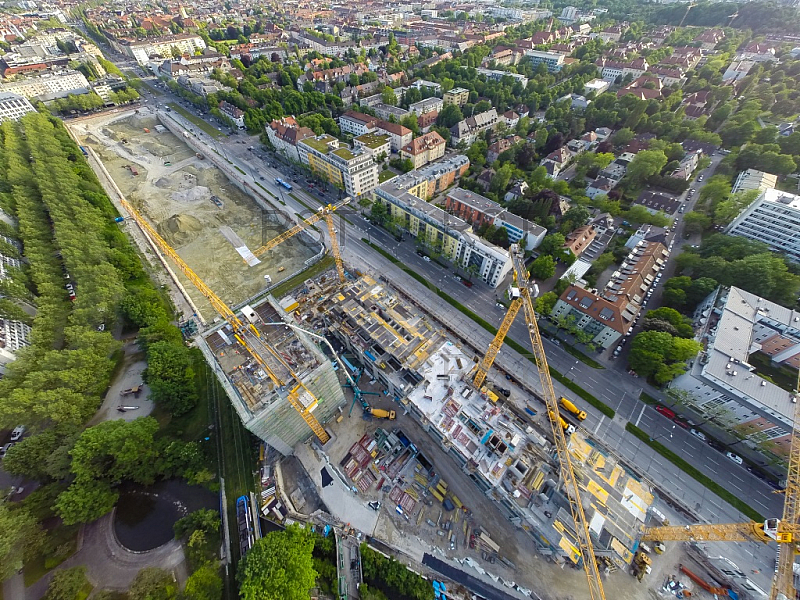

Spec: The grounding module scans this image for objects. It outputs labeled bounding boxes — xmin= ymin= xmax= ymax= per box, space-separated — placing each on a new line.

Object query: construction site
xmin=71 ymin=108 xmax=319 ymax=319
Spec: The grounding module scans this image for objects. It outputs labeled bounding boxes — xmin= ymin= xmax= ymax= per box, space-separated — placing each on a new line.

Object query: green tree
xmin=529 ymin=254 xmax=556 ymax=280
xmin=535 ymin=291 xmax=559 ymax=316
xmin=0 ymin=503 xmax=43 ymax=581
xmin=714 ymin=189 xmax=760 ymax=227
xmin=644 ymin=307 xmax=693 ymax=338
xmin=183 ymin=564 xmax=223 ymax=600
xmin=44 ymin=567 xmax=89 ymax=600
xmin=682 ymin=211 xmax=712 ymax=234
xmin=436 ymin=104 xmax=463 ymax=129
xmin=238 ymin=526 xmax=317 ymax=600
xmin=625 ymin=150 xmax=668 ymax=186
xmin=381 ymin=87 xmax=396 ymax=106
xmin=128 ymin=568 xmax=177 ymax=600
xmin=538 ymin=233 xmax=566 ymax=257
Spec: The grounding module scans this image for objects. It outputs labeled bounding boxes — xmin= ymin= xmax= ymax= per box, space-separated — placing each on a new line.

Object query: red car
xmin=673 ymin=418 xmax=690 ymax=429
xmin=655 ymin=405 xmax=676 ymax=419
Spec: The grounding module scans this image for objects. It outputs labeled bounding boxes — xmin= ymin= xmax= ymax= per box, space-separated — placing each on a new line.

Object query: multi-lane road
xmin=144 ymin=88 xmax=779 ymax=585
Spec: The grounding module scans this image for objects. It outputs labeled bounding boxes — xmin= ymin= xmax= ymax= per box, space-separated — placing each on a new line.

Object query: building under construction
xmin=198 ymin=288 xmax=346 ymax=455
xmin=305 ymin=275 xmax=655 ymax=569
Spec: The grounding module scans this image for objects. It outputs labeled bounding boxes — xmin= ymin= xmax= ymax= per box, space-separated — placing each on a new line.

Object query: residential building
xmin=476 ymin=68 xmax=528 ymax=88
xmin=266 ymin=117 xmax=315 ymax=163
xmin=339 ymin=110 xmax=378 ymax=136
xmin=377 ymin=154 xmax=470 ymax=201
xmin=443 ymin=87 xmax=469 ymax=107
xmin=503 ymin=111 xmax=520 ymax=128
xmin=670 ymin=286 xmax=800 ymax=455
xmin=0 ymin=318 xmax=31 ymax=373
xmin=450 ymin=109 xmax=499 ymax=147
xmin=298 ymin=135 xmax=380 ymax=198
xmin=559 ymin=93 xmax=590 ymax=110
xmin=731 ymin=169 xmax=778 ymax=196
xmin=540 ymin=146 xmax=572 ymax=178
xmin=488 ymin=137 xmax=520 ymax=164
xmin=693 ymin=28 xmax=725 ymax=50
xmin=739 ymin=42 xmax=777 ymax=62
xmin=617 ymin=76 xmax=662 ymax=100
xmin=522 ymin=49 xmax=565 ymax=73
xmin=722 ymin=60 xmax=755 ymax=83
xmin=634 ymin=190 xmax=681 ymax=215
xmin=552 ymin=240 xmax=667 ymax=348
xmin=219 ymin=100 xmax=245 ymax=129
xmin=0 ymin=92 xmax=34 ymax=122
xmin=354 ymin=133 xmax=390 ymax=161
xmin=410 ymin=79 xmax=442 ymax=94
xmin=563 ymin=225 xmax=596 ymax=257
xmin=113 ymin=33 xmax=206 ymax=65
xmin=445 ymin=187 xmax=546 ymax=251
xmin=583 ymin=78 xmax=610 ymax=96
xmin=417 ymin=111 xmax=438 ymax=132
xmin=409 ymin=97 xmax=443 ymax=115
xmin=374 ymin=183 xmax=512 ymax=288
xmin=725 ymin=188 xmax=800 ymax=262
xmin=1 ymin=69 xmax=88 ymax=100
xmin=373 ymin=102 xmax=410 ymax=122
xmin=374 ymin=120 xmax=413 ymax=153
xmin=400 ymin=131 xmax=446 ymax=169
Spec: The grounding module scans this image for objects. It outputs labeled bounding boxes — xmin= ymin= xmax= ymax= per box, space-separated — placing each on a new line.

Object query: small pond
xmin=114 ymin=479 xmax=218 ymax=551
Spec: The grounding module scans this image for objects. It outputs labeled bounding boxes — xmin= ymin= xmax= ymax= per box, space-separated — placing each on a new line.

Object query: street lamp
xmin=650 ymin=425 xmax=676 ymax=443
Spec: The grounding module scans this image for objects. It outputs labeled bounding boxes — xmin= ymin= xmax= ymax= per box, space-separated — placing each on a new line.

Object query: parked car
xmin=0 ymin=442 xmax=13 ymax=458
xmin=655 ymin=405 xmax=676 ymax=419
xmin=726 ymin=452 xmax=743 ymax=465
xmin=368 ymin=501 xmax=381 ymax=511
xmin=690 ymin=428 xmax=707 ymax=442
xmin=10 ymin=425 xmax=24 ymax=441
xmin=673 ymin=418 xmax=690 ymax=429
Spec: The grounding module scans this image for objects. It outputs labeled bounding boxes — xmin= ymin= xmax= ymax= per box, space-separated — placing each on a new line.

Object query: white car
xmin=690 ymin=428 xmax=706 ymax=442
xmin=726 ymin=452 xmax=743 ymax=465
xmin=423 ymin=256 xmax=431 ymax=262
xmin=10 ymin=426 xmax=24 ymax=441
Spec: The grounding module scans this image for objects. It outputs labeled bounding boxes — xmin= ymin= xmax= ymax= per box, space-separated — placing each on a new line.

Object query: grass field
xmin=269 ymin=255 xmax=335 ymax=299
xmin=166 ymin=103 xmax=225 ymax=139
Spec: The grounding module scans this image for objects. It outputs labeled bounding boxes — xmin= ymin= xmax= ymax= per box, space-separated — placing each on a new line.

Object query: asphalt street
xmin=138 ymin=87 xmax=778 ymax=583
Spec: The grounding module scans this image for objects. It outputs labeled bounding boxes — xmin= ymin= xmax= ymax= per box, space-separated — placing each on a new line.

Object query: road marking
xmin=635 ymin=404 xmax=646 ymax=427
xmin=594 ymin=416 xmax=605 ymax=435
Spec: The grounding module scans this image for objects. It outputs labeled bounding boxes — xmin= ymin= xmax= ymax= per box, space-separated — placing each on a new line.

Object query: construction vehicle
xmin=115 ymin=193 xmax=330 ymax=444
xmin=370 ymin=408 xmax=396 ymax=420
xmin=251 ymin=198 xmax=349 ymax=282
xmin=559 ymin=397 xmax=587 ymax=421
xmin=480 ymin=387 xmax=500 ymax=403
xmin=631 ymin=551 xmax=651 ymax=582
xmin=120 ymin=385 xmax=142 ymax=398
xmin=549 ymin=410 xmax=576 ymax=435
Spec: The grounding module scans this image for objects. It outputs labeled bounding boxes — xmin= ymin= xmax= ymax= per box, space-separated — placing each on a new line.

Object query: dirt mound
xmin=159 ymin=213 xmax=203 ymax=245
xmin=154 ymin=177 xmax=172 ymax=189
xmin=172 ymin=186 xmax=210 ymax=203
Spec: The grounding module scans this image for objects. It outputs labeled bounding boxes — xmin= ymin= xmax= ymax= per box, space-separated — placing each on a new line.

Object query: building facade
xmin=1 ymin=70 xmax=89 ymax=100
xmin=299 ymin=135 xmax=380 ymax=198
xmin=400 ymin=131 xmax=446 ymax=169
xmin=730 ymin=169 xmax=778 ymax=196
xmin=266 ymin=117 xmax=315 ymax=163
xmin=0 ymin=92 xmax=35 ymax=121
xmin=725 ymin=188 xmax=800 ymax=262
xmin=443 ymin=87 xmax=470 ymax=107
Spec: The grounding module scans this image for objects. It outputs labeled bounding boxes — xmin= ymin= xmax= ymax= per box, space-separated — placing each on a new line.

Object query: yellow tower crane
xmin=507 ymin=245 xmax=607 ymax=600
xmin=472 ymin=275 xmax=523 ymax=389
xmin=252 ymin=198 xmax=350 ymax=282
xmin=641 ymin=375 xmax=800 ymax=600
xmin=117 ymin=195 xmax=330 ymax=444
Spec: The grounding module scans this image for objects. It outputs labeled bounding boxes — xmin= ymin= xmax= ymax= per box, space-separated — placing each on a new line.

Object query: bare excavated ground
xmin=73 ymin=110 xmax=316 ymax=318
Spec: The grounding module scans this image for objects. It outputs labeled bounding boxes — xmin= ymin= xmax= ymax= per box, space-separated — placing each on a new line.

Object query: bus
xmin=275 ymin=178 xmax=293 ymax=191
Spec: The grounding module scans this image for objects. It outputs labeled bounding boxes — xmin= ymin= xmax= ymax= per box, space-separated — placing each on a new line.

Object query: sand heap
xmin=159 ymin=213 xmax=204 ymax=245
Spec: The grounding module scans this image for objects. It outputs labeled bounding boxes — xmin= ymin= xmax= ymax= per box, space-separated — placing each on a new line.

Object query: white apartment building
xmin=726 ymin=188 xmax=800 ymax=262
xmin=299 ymin=135 xmax=380 ymax=198
xmin=0 ymin=318 xmax=31 ymax=373
xmin=730 ymin=169 xmax=778 ymax=196
xmin=339 ymin=111 xmax=377 ymax=136
xmin=1 ymin=70 xmax=89 ymax=100
xmin=409 ymin=97 xmax=443 ymax=115
xmin=0 ymin=92 xmax=35 ymax=122
xmin=117 ymin=34 xmax=207 ymax=65
xmin=523 ymin=50 xmax=565 ymax=73
xmin=476 ymin=68 xmax=529 ymax=88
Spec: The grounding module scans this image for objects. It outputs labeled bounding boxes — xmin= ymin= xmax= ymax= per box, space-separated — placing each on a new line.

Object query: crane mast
xmin=509 ymin=245 xmax=606 ymax=600
xmin=116 ymin=195 xmax=330 ymax=443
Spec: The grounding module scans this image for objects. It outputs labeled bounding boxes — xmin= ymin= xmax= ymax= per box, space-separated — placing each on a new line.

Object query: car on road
xmin=726 ymin=452 xmax=743 ymax=465
xmin=423 ymin=256 xmax=431 ymax=262
xmin=690 ymin=428 xmax=707 ymax=441
xmin=10 ymin=426 xmax=24 ymax=441
xmin=462 ymin=279 xmax=473 ymax=288
xmin=499 ymin=388 xmax=511 ymax=397
xmin=368 ymin=501 xmax=381 ymax=511
xmin=0 ymin=442 xmax=13 ymax=458
xmin=655 ymin=405 xmax=676 ymax=419
xmin=673 ymin=418 xmax=690 ymax=429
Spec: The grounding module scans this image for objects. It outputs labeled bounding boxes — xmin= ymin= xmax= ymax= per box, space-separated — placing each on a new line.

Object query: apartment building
xmin=730 ymin=169 xmax=778 ymax=196
xmin=114 ymin=33 xmax=207 ymax=65
xmin=339 ymin=110 xmax=378 ymax=136
xmin=409 ymin=97 xmax=443 ymax=115
xmin=374 ymin=120 xmax=412 ymax=153
xmin=354 ymin=132 xmax=390 ymax=160
xmin=0 ymin=318 xmax=31 ymax=373
xmin=265 ymin=117 xmax=315 ymax=163
xmin=1 ymin=69 xmax=89 ymax=100
xmin=374 ymin=183 xmax=512 ymax=288
xmin=551 ymin=241 xmax=667 ymax=348
xmin=522 ymin=49 xmax=565 ymax=73
xmin=445 ymin=187 xmax=545 ymax=251
xmin=219 ymin=100 xmax=245 ymax=129
xmin=450 ymin=109 xmax=499 ymax=146
xmin=0 ymin=92 xmax=35 ymax=122
xmin=400 ymin=131 xmax=446 ymax=169
xmin=726 ymin=188 xmax=800 ymax=262
xmin=373 ymin=102 xmax=410 ymax=122
xmin=443 ymin=87 xmax=469 ymax=107
xmin=670 ymin=286 xmax=800 ymax=455
xmin=298 ymin=135 xmax=380 ymax=198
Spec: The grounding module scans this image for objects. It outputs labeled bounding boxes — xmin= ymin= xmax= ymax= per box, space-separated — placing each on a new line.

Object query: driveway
xmin=88 ymin=340 xmax=152 ymax=426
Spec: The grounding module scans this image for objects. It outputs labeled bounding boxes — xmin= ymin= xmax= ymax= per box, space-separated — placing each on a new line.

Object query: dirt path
xmin=89 ymin=339 xmax=152 ymax=426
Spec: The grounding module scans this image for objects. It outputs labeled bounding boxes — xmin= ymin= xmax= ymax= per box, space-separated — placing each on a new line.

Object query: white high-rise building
xmin=726 ymin=188 xmax=800 ymax=262
xmin=0 ymin=92 xmax=35 ymax=122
